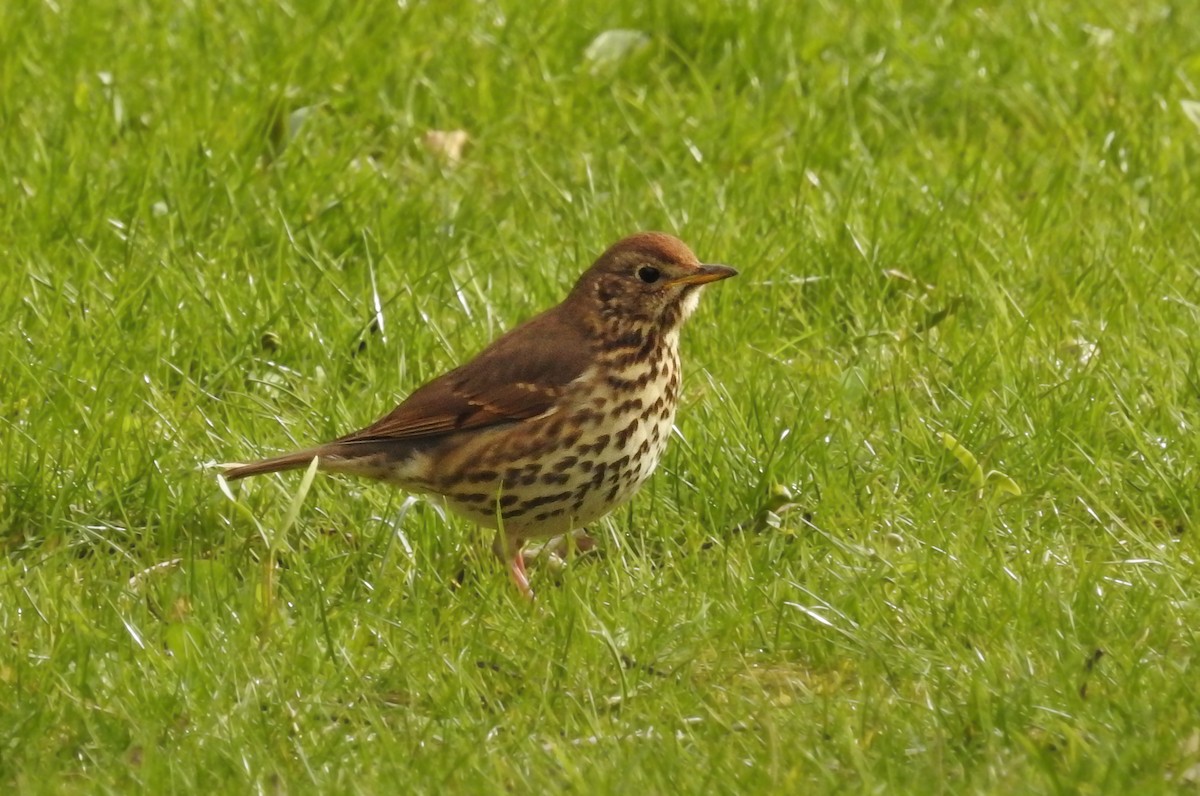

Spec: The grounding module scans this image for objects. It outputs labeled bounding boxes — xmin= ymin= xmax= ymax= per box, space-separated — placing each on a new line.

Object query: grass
xmin=3 ymin=0 xmax=1199 ymax=791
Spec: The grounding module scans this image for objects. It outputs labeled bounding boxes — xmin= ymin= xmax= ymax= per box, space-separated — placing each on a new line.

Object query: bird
xmin=222 ymin=232 xmax=737 ymax=598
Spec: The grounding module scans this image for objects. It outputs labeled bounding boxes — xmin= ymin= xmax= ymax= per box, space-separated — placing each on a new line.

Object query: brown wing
xmin=336 ymin=305 xmax=593 ymax=444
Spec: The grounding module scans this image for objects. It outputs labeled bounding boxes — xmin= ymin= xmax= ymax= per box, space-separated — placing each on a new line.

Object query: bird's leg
xmin=493 ymin=533 xmax=534 ymax=600
xmin=508 ymin=550 xmax=533 ymax=600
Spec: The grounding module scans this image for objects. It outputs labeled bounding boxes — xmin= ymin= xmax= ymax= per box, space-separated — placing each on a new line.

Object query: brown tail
xmin=221 ymin=447 xmax=326 ymax=480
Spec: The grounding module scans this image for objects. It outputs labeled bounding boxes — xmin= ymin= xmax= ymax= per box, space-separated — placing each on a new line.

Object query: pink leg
xmin=494 ymin=535 xmax=534 ymax=600
xmin=507 ymin=550 xmax=534 ymax=600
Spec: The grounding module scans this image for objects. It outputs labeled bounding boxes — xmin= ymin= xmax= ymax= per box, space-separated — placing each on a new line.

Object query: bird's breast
xmin=429 ymin=346 xmax=682 ymax=537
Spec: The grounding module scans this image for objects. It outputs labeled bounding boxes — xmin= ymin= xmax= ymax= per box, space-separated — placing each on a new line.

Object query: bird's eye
xmin=637 ymin=266 xmax=661 ymax=283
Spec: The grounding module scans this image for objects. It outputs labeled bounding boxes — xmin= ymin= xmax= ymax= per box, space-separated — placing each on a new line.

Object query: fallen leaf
xmin=422 ymin=129 xmax=471 ymax=164
xmin=1182 ymin=100 xmax=1200 ymax=133
xmin=583 ymin=29 xmax=650 ymax=73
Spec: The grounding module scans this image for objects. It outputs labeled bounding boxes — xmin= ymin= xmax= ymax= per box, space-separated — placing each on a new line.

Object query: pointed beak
xmin=667 ymin=263 xmax=739 ymax=287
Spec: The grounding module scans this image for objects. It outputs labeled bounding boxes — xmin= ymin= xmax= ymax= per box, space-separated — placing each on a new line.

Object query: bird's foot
xmin=523 ymin=529 xmax=598 ymax=571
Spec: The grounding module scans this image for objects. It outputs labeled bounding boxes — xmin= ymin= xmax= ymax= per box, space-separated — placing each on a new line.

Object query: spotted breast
xmin=430 ymin=327 xmax=681 ymax=539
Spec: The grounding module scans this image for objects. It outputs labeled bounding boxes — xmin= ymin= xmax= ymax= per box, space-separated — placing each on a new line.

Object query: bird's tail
xmin=220 ymin=447 xmax=326 ymax=481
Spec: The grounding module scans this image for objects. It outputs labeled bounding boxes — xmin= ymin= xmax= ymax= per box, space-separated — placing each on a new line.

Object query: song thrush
xmin=222 ymin=232 xmax=737 ymax=598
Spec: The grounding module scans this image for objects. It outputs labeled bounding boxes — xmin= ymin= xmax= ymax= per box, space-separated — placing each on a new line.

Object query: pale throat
xmin=677 ymin=286 xmax=702 ymax=322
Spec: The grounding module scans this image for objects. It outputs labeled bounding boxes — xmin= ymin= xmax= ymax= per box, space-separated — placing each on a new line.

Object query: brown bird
xmin=223 ymin=232 xmax=736 ymax=598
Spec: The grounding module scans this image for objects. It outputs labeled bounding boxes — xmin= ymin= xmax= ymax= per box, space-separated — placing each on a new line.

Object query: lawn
xmin=2 ymin=0 xmax=1199 ymax=792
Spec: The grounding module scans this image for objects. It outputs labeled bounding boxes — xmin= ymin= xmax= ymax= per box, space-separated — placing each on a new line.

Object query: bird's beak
xmin=668 ymin=263 xmax=739 ymax=287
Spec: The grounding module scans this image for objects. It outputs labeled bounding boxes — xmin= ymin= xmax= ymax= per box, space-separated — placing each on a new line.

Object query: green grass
xmin=3 ymin=0 xmax=1199 ymax=791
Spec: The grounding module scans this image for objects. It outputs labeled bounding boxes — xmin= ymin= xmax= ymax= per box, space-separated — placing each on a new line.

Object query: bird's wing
xmin=336 ymin=308 xmax=593 ymax=444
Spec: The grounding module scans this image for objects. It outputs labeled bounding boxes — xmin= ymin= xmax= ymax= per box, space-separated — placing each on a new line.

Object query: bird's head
xmin=571 ymin=232 xmax=737 ymax=332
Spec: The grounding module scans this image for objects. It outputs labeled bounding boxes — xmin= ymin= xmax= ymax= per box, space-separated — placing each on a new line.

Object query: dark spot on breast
xmin=512 ymin=462 xmax=541 ymax=487
xmin=541 ymin=471 xmax=570 ymax=486
xmin=535 ymin=508 xmax=567 ymax=522
xmin=637 ymin=439 xmax=651 ymax=456
xmin=608 ymin=330 xmax=644 ymax=351
xmin=615 ymin=418 xmax=640 ymax=447
xmin=500 ymin=494 xmax=519 ymax=507
xmin=518 ymin=491 xmax=575 ymax=512
xmin=553 ymin=456 xmax=578 ymax=472
xmin=590 ymin=463 xmax=608 ymax=488
xmin=578 ymin=434 xmax=611 ymax=456
xmin=606 ymin=483 xmax=621 ymax=503
xmin=457 ymin=493 xmax=488 ymax=504
xmin=466 ymin=470 xmax=499 ymax=484
xmin=612 ymin=397 xmax=644 ymax=417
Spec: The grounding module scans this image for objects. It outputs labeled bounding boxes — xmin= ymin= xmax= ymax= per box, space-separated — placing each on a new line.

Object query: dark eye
xmin=637 ymin=266 xmax=661 ymax=283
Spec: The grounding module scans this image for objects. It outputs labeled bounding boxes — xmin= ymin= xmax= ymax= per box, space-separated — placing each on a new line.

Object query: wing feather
xmin=336 ymin=306 xmax=592 ymax=444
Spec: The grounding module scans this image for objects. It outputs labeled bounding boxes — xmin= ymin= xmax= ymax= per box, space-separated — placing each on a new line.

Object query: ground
xmin=2 ymin=1 xmax=1199 ymax=792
